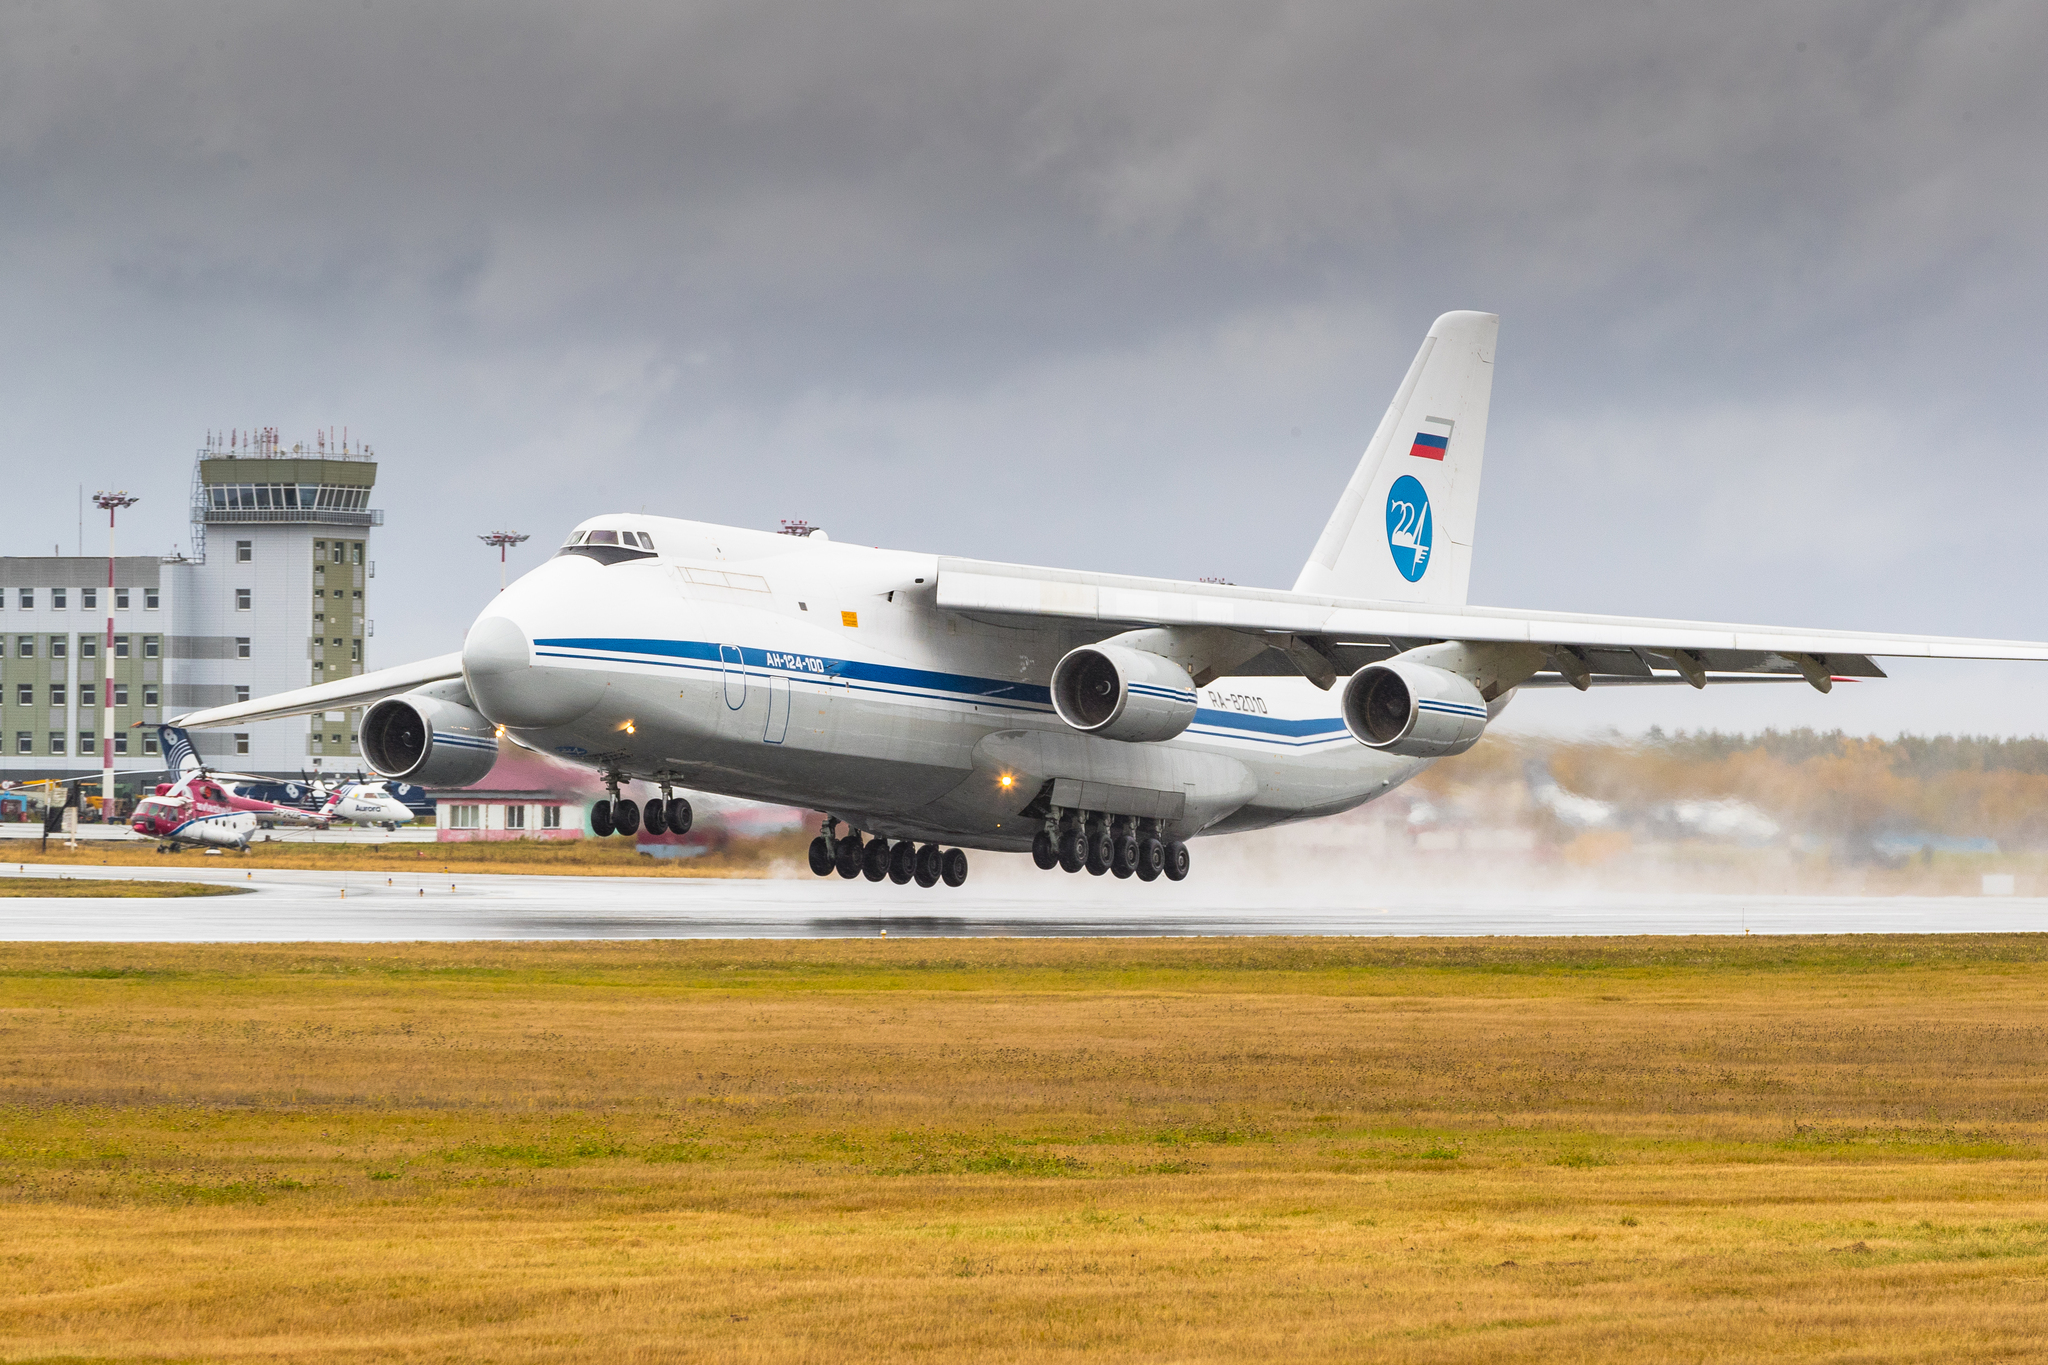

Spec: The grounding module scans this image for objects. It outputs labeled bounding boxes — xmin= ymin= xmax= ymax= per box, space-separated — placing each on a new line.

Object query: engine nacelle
xmin=1341 ymin=660 xmax=1490 ymax=758
xmin=361 ymin=686 xmax=499 ymax=787
xmin=1050 ymin=644 xmax=1198 ymax=743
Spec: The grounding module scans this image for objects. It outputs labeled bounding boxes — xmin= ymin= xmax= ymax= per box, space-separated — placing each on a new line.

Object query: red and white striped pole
xmin=92 ymin=492 xmax=138 ymax=820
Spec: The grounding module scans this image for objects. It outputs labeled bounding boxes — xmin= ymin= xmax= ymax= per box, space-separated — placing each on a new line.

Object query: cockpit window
xmin=587 ymin=530 xmax=619 ymax=545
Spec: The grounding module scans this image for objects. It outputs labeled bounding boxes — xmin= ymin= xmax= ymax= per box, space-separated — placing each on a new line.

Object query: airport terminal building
xmin=0 ymin=435 xmax=383 ymax=788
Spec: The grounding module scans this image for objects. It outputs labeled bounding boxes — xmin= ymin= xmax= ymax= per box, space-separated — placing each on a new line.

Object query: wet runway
xmin=2 ymin=862 xmax=2044 ymax=939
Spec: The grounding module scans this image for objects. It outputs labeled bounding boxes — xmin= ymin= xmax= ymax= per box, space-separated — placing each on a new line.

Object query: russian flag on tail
xmin=1408 ymin=416 xmax=1454 ymax=460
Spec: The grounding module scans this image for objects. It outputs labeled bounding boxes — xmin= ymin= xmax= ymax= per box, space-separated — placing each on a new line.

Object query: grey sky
xmin=5 ymin=2 xmax=2045 ymax=735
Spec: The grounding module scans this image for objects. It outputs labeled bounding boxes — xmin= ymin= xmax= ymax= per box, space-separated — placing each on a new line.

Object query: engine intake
xmin=1341 ymin=660 xmax=1489 ymax=758
xmin=361 ymin=686 xmax=499 ymax=787
xmin=1050 ymin=644 xmax=1198 ymax=743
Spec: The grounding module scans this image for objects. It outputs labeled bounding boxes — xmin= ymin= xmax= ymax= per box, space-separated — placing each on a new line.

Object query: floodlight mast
xmin=92 ymin=492 xmax=140 ymax=815
xmin=478 ymin=531 xmax=530 ymax=592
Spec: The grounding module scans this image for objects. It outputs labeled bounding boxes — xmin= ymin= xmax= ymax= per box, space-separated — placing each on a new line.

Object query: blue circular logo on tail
xmin=1385 ymin=475 xmax=1433 ymax=582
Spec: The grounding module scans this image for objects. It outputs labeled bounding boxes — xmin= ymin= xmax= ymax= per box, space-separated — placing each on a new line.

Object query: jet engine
xmin=1050 ymin=644 xmax=1198 ymax=743
xmin=361 ymin=685 xmax=499 ymax=787
xmin=1340 ymin=660 xmax=1490 ymax=758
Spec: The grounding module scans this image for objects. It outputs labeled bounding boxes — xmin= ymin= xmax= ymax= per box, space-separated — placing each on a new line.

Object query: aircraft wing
xmin=934 ymin=557 xmax=2048 ymax=686
xmin=172 ymin=652 xmax=466 ymax=729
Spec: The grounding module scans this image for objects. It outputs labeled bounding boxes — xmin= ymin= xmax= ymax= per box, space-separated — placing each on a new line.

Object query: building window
xmin=14 ymin=685 xmax=30 ymax=706
xmin=505 ymin=804 xmax=526 ymax=830
xmin=332 ymin=543 xmax=345 ymax=564
xmin=235 ymin=588 xmax=251 ymax=611
xmin=314 ymin=662 xmax=325 ymax=675
xmin=314 ymin=540 xmax=327 ymax=558
xmin=81 ymin=587 xmax=96 ymax=610
xmin=350 ymin=639 xmax=361 ymax=662
xmin=49 ymin=732 xmax=65 ymax=755
xmin=143 ymin=685 xmax=158 ymax=707
xmin=235 ymin=733 xmax=250 ymax=755
xmin=447 ymin=804 xmax=481 ymax=830
xmin=50 ymin=636 xmax=66 ymax=659
xmin=80 ymin=731 xmax=95 ymax=754
xmin=236 ymin=638 xmax=251 ymax=658
xmin=541 ymin=805 xmax=562 ymax=829
xmin=17 ymin=636 xmax=33 ymax=658
xmin=113 ymin=733 xmax=127 ymax=756
xmin=114 ymin=683 xmax=128 ymax=706
xmin=14 ymin=732 xmax=28 ymax=755
xmin=142 ymin=733 xmax=158 ymax=755
xmin=52 ymin=588 xmax=67 ymax=610
xmin=80 ymin=636 xmax=96 ymax=658
xmin=236 ymin=540 xmax=252 ymax=562
xmin=16 ymin=590 xmax=30 ymax=610
xmin=234 ymin=685 xmax=249 ymax=702
xmin=114 ymin=588 xmax=129 ymax=610
xmin=143 ymin=636 xmax=159 ymax=659
xmin=352 ymin=543 xmax=364 ymax=565
xmin=50 ymin=684 xmax=66 ymax=707
xmin=113 ymin=635 xmax=128 ymax=659
xmin=144 ymin=588 xmax=159 ymax=610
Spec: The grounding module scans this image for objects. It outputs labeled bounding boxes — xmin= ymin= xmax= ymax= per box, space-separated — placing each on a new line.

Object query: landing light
xmin=623 ymin=721 xmax=636 ymax=735
xmin=998 ymin=773 xmax=1015 ymax=789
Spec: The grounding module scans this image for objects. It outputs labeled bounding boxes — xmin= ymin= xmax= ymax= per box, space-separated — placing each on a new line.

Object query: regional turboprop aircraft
xmin=171 ymin=312 xmax=2048 ymax=888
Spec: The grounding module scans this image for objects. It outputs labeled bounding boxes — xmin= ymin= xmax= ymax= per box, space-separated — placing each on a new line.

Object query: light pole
xmin=478 ymin=532 xmax=530 ymax=592
xmin=92 ymin=492 xmax=139 ymax=818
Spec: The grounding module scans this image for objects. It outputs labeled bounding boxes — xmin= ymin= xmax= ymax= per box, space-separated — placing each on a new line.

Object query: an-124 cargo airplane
xmin=175 ymin=313 xmax=2048 ymax=887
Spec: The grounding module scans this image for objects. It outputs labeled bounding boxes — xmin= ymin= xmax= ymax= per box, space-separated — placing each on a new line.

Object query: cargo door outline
xmin=763 ymin=672 xmax=790 ymax=744
xmin=719 ymin=644 xmax=746 ymax=709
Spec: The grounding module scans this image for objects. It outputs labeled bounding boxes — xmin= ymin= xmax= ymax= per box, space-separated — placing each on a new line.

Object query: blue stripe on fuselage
xmin=532 ymin=636 xmax=1350 ymax=745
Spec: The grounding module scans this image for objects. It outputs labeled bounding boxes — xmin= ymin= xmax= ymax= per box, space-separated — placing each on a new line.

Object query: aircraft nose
xmin=462 ymin=614 xmax=603 ymax=729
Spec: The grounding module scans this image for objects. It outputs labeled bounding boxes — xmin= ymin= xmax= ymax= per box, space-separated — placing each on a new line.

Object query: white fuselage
xmin=325 ymin=784 xmax=415 ymax=827
xmin=459 ymin=516 xmax=1434 ymax=852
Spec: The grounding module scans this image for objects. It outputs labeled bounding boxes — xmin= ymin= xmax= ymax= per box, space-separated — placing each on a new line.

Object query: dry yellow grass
xmin=3 ymin=937 xmax=2047 ymax=1362
xmin=0 ymin=877 xmax=243 ymax=898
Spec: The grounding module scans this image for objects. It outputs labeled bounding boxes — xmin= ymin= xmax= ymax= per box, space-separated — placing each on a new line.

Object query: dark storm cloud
xmin=4 ymin=1 xmax=2045 ymax=732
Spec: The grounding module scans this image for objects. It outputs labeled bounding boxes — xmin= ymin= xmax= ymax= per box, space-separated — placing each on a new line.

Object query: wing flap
xmin=172 ymin=652 xmax=466 ymax=729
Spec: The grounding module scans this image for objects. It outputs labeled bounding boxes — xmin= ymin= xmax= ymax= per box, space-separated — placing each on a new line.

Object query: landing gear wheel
xmin=1136 ymin=836 xmax=1164 ymax=882
xmin=1057 ymin=829 xmax=1086 ymax=873
xmin=666 ymin=798 xmax=693 ymax=835
xmin=889 ymin=840 xmax=917 ymax=885
xmin=914 ymin=843 xmax=943 ymax=888
xmin=862 ymin=838 xmax=891 ymax=882
xmin=1163 ymin=839 xmax=1190 ymax=882
xmin=941 ymin=847 xmax=969 ymax=888
xmin=643 ymin=799 xmax=668 ymax=836
xmin=1111 ymin=833 xmax=1138 ymax=879
xmin=1032 ymin=830 xmax=1059 ymax=871
xmin=613 ymin=799 xmax=640 ymax=836
xmin=835 ymin=833 xmax=864 ymax=879
xmin=590 ymin=801 xmax=614 ymax=837
xmin=1084 ymin=827 xmax=1113 ymax=876
xmin=807 ymin=837 xmax=835 ymax=877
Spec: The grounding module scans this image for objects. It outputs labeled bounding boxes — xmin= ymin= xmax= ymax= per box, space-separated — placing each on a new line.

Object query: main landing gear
xmin=588 ymin=777 xmax=693 ymax=838
xmin=808 ymin=818 xmax=969 ymax=889
xmin=1032 ymin=811 xmax=1188 ymax=882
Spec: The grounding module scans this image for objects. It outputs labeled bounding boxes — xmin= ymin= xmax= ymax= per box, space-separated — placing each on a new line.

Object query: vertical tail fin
xmin=158 ymin=725 xmax=202 ymax=778
xmin=1294 ymin=311 xmax=1498 ymax=604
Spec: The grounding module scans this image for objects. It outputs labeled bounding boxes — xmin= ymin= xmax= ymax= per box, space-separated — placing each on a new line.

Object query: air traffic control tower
xmin=181 ymin=430 xmax=384 ymax=772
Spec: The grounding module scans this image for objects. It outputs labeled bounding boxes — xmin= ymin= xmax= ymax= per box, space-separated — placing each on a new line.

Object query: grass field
xmin=3 ymin=936 xmax=2046 ymax=1362
xmin=0 ymin=878 xmax=245 ymax=898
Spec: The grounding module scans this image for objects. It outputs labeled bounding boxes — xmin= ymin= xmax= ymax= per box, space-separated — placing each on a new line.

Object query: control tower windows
xmin=236 ymin=541 xmax=252 ymax=562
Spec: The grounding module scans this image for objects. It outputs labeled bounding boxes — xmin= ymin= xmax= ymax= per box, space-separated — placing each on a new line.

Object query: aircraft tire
xmin=1032 ymin=830 xmax=1059 ymax=870
xmin=666 ymin=798 xmax=693 ymax=835
xmin=835 ymin=832 xmax=865 ymax=878
xmin=862 ymin=838 xmax=892 ymax=881
xmin=614 ymin=799 xmax=641 ymax=836
xmin=1163 ymin=839 xmax=1190 ymax=882
xmin=889 ymin=840 xmax=917 ymax=884
xmin=1084 ymin=828 xmax=1113 ymax=876
xmin=590 ymin=801 xmax=615 ymax=837
xmin=941 ymin=847 xmax=969 ymax=888
xmin=643 ymin=800 xmax=668 ymax=836
xmin=1136 ymin=836 xmax=1164 ymax=882
xmin=808 ymin=837 xmax=835 ymax=876
xmin=1056 ymin=829 xmax=1086 ymax=873
xmin=1111 ymin=833 xmax=1138 ymax=879
xmin=914 ymin=842 xmax=943 ymax=888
